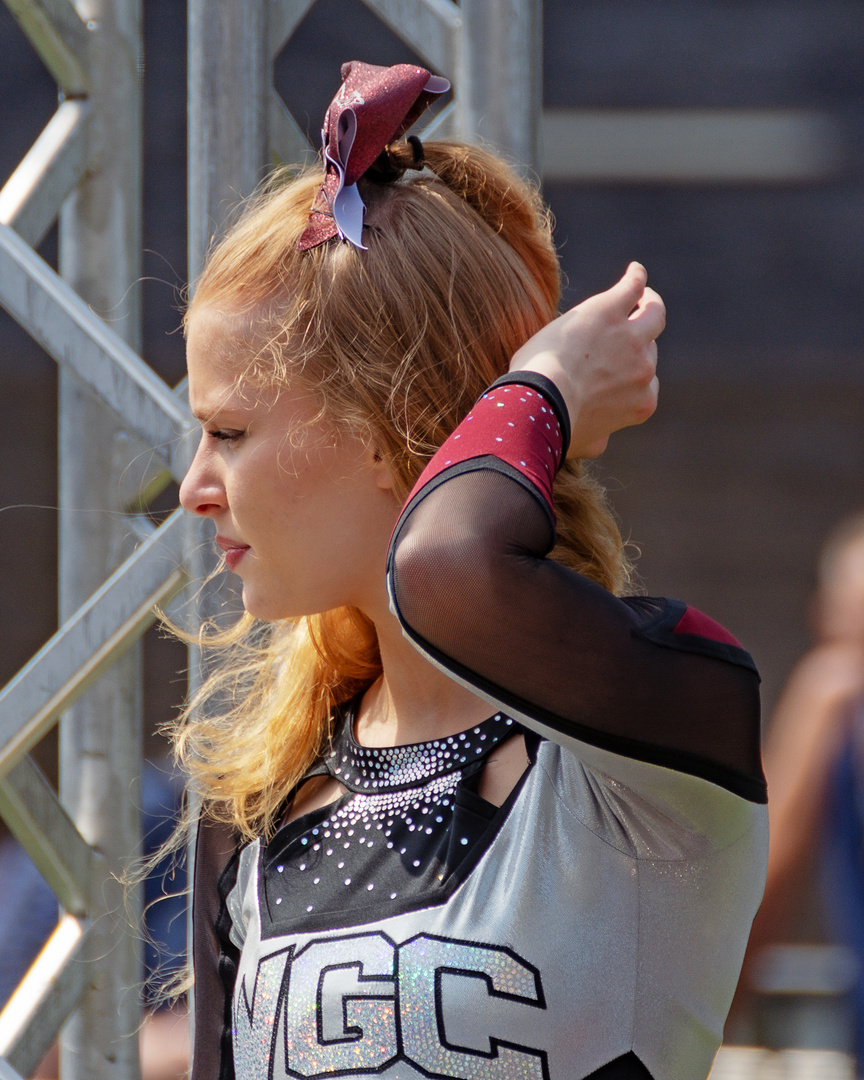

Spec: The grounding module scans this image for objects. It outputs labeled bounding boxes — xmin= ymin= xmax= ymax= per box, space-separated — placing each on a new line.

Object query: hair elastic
xmin=406 ymin=135 xmax=424 ymax=168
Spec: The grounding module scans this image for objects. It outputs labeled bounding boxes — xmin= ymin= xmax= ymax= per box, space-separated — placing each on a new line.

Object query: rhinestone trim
xmin=325 ymin=712 xmax=516 ymax=794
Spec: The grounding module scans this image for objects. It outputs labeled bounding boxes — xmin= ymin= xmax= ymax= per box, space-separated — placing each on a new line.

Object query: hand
xmin=509 ymin=263 xmax=664 ymax=458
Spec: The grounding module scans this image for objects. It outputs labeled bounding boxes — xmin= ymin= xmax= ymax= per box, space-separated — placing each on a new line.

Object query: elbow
xmin=389 ymin=522 xmax=495 ymax=642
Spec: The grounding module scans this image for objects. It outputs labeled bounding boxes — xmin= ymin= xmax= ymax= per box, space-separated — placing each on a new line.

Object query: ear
xmin=369 ymin=444 xmax=397 ymax=492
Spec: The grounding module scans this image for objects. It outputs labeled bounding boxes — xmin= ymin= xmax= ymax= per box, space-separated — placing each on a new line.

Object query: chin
xmin=240 ymin=585 xmax=336 ymax=623
xmin=240 ymin=586 xmax=290 ymax=623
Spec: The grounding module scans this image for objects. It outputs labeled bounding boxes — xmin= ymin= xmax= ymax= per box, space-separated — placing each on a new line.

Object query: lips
xmin=215 ymin=534 xmax=251 ymax=572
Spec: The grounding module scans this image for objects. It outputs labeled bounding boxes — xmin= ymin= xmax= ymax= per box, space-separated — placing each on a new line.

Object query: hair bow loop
xmin=297 ymin=61 xmax=450 ymax=252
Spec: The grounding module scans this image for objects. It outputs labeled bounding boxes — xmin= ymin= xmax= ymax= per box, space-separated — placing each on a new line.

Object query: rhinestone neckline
xmin=324 ymin=709 xmax=517 ymax=794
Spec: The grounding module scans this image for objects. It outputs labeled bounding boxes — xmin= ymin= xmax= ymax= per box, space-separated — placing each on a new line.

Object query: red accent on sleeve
xmin=673 ymin=605 xmax=743 ymax=648
xmin=405 ymin=385 xmax=564 ymax=510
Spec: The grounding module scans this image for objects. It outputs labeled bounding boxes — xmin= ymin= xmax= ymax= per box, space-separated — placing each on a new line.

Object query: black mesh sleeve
xmin=387 ymin=465 xmax=765 ymax=804
xmin=190 ymin=816 xmax=241 ymax=1080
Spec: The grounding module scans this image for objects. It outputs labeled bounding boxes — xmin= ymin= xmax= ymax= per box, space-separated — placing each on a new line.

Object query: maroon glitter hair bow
xmin=297 ymin=61 xmax=450 ymax=252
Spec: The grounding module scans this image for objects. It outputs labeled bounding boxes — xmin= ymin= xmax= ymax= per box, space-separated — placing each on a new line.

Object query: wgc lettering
xmin=233 ymin=930 xmax=549 ymax=1079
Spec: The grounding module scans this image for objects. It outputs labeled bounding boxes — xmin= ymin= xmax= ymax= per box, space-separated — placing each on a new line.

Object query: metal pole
xmin=458 ymin=0 xmax=542 ymax=174
xmin=184 ymin=0 xmax=271 ymax=746
xmin=57 ymin=0 xmax=143 ymax=1076
xmin=188 ymin=0 xmax=269 ymax=282
xmin=185 ymin=0 xmax=269 ymax=1054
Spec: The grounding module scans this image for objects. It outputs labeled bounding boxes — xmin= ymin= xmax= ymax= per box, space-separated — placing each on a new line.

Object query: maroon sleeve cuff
xmin=404 ymin=379 xmax=566 ymax=514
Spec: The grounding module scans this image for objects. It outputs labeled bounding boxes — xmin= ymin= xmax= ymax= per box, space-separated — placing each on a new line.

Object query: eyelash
xmin=207 ymin=429 xmax=244 ymax=444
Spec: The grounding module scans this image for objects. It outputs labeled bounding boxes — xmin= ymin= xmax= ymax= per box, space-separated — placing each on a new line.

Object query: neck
xmin=355 ymin=604 xmax=493 ymax=748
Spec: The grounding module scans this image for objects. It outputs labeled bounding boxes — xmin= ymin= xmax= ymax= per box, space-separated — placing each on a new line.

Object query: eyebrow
xmin=191 ymin=398 xmax=246 ymax=424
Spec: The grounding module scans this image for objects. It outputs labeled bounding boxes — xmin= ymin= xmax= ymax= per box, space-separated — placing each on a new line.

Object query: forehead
xmin=186 ymin=306 xmax=267 ymax=418
xmin=185 ymin=304 xmax=326 ymax=431
xmin=186 ymin=305 xmax=255 ymax=372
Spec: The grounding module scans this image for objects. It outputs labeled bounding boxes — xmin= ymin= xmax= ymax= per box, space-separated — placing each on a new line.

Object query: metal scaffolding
xmin=0 ymin=1 xmax=540 ymax=1076
xmin=188 ymin=0 xmax=542 ymax=280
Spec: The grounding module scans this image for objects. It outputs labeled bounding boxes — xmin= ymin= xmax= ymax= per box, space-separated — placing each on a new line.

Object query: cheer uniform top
xmin=190 ymin=372 xmax=768 ymax=1080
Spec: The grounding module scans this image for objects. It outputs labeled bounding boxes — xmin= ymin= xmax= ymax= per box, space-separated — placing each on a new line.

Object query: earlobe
xmin=370 ymin=446 xmax=397 ymax=492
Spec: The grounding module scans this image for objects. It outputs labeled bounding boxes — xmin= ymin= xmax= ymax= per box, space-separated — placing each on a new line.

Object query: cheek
xmin=237 ymin=440 xmax=309 ymax=508
xmin=238 ymin=449 xmax=345 ymax=551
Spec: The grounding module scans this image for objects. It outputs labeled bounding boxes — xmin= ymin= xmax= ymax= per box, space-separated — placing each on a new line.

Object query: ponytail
xmin=422 ymin=142 xmax=560 ymax=314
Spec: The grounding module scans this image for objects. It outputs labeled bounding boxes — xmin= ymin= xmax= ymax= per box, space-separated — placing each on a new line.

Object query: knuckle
xmin=634 ymin=397 xmax=657 ymax=424
xmin=637 ymin=353 xmax=656 ymax=384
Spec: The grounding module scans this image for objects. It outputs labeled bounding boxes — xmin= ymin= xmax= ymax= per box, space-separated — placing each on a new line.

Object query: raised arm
xmin=387 ymin=268 xmax=765 ymax=806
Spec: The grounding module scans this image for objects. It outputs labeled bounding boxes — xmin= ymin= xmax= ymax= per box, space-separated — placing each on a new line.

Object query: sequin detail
xmin=402 ymin=383 xmax=565 ymax=514
xmin=332 ymin=711 xmax=512 ymax=793
xmin=263 ymin=711 xmax=516 ymax=927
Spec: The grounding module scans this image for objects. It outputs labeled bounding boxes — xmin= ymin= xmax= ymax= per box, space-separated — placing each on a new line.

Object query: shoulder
xmin=624 ymin=596 xmax=758 ymax=673
xmin=783 ymin=641 xmax=864 ymax=704
xmin=535 ymin=733 xmax=768 ymax=856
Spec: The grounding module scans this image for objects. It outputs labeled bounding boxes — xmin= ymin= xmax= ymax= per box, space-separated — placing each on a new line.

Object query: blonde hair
xmin=175 ymin=141 xmax=633 ymax=839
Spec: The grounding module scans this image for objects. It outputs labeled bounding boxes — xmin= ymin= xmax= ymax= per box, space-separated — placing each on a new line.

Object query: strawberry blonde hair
xmin=174 ymin=141 xmax=632 ymax=838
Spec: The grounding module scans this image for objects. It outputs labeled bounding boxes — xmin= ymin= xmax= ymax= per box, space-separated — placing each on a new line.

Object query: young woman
xmin=178 ymin=61 xmax=767 ymax=1080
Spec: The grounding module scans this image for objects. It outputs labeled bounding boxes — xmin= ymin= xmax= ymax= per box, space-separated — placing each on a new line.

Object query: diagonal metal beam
xmin=0 ymin=223 xmax=193 ymax=481
xmin=268 ymin=0 xmax=317 ymax=58
xmin=0 ymin=510 xmax=188 ymax=777
xmin=2 ymin=0 xmax=91 ymax=98
xmin=0 ymin=100 xmax=91 ymax=250
xmin=0 ymin=757 xmax=97 ymax=916
xmin=418 ymin=98 xmax=458 ymax=140
xmin=359 ymin=0 xmax=460 ymax=79
xmin=0 ymin=1059 xmax=25 ymax=1080
xmin=0 ymin=917 xmax=94 ymax=1078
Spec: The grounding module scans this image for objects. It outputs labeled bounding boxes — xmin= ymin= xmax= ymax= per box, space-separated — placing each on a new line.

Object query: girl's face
xmin=179 ymin=307 xmax=401 ymax=622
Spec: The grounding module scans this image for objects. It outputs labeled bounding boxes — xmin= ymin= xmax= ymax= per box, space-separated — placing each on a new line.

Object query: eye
xmin=206 ymin=428 xmax=244 ymax=444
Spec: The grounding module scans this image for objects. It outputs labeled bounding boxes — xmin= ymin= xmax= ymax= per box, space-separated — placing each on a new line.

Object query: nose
xmin=179 ymin=434 xmax=227 ymax=517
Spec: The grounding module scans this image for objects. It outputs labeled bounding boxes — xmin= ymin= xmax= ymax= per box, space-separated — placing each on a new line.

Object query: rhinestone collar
xmin=324 ymin=709 xmax=518 ymax=795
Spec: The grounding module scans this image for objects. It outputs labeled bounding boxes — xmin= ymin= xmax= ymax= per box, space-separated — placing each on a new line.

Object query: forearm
xmin=388 ymin=372 xmax=764 ymax=802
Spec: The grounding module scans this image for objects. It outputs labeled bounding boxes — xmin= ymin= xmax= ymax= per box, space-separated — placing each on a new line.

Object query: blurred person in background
xmin=742 ymin=515 xmax=864 ymax=1061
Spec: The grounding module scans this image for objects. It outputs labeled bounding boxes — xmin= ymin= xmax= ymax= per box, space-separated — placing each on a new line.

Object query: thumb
xmin=605 ymin=262 xmax=648 ymax=315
